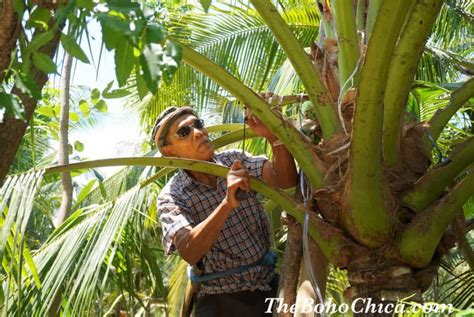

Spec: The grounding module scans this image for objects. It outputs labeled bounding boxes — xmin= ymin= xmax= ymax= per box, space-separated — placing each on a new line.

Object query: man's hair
xmin=151 ymin=107 xmax=179 ymax=145
xmin=151 ymin=106 xmax=197 ymax=149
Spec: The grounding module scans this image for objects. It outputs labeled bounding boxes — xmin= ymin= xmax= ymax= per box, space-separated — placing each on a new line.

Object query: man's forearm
xmin=177 ymin=201 xmax=233 ymax=265
xmin=267 ymin=136 xmax=298 ymax=188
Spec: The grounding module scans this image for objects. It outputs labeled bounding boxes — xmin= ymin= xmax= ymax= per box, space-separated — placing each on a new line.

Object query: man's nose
xmin=193 ymin=127 xmax=204 ymax=138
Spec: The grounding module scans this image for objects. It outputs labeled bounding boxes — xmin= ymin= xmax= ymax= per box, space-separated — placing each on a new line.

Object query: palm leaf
xmin=0 ymin=171 xmax=44 ymax=315
xmin=134 ymin=0 xmax=320 ymax=132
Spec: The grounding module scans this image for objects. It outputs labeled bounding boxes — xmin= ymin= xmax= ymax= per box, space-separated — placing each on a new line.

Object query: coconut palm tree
xmin=1 ymin=0 xmax=473 ymax=316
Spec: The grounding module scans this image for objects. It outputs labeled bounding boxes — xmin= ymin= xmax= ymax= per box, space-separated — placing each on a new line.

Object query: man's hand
xmin=225 ymin=160 xmax=250 ymax=209
xmin=245 ymin=92 xmax=277 ymax=142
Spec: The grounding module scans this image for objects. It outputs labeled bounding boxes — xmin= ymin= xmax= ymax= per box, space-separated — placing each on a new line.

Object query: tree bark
xmin=0 ymin=0 xmax=20 ymax=82
xmin=0 ymin=26 xmax=62 ymax=185
xmin=276 ymin=213 xmax=303 ymax=317
xmin=53 ymin=52 xmax=73 ymax=227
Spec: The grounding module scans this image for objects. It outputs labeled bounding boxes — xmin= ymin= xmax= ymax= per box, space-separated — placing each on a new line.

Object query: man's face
xmin=161 ymin=114 xmax=214 ymax=161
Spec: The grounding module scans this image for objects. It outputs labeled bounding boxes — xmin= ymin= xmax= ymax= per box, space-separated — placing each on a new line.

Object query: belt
xmin=187 ymin=250 xmax=277 ymax=284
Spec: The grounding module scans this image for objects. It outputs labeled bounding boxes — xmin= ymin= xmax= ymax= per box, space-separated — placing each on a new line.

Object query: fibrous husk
xmin=310 ymin=39 xmax=340 ymax=104
xmin=388 ymin=122 xmax=432 ymax=195
xmin=313 ymin=187 xmax=341 ymax=225
xmin=344 ymin=251 xmax=424 ymax=306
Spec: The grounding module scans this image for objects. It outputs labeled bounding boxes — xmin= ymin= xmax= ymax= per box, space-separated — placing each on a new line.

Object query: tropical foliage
xmin=1 ymin=0 xmax=473 ymax=316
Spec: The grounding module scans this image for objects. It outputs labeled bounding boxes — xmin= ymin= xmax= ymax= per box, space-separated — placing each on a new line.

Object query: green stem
xmin=404 ymin=137 xmax=474 ymax=212
xmin=399 ymin=171 xmax=474 ymax=268
xmin=344 ymin=0 xmax=414 ymax=247
xmin=429 ymin=78 xmax=474 ymax=141
xmin=206 ymin=123 xmax=243 ymax=133
xmin=332 ymin=0 xmax=360 ymax=86
xmin=180 ymin=45 xmax=326 ymax=188
xmin=210 ymin=129 xmax=256 ymax=149
xmin=383 ymin=0 xmax=444 ymax=168
xmin=356 ymin=0 xmax=366 ymax=31
xmin=249 ymin=0 xmax=342 ymax=138
xmin=316 ymin=0 xmax=336 ymax=40
xmin=365 ymin=0 xmax=382 ymax=40
xmin=140 ymin=128 xmax=258 ymax=188
xmin=45 ymin=158 xmax=354 ymax=264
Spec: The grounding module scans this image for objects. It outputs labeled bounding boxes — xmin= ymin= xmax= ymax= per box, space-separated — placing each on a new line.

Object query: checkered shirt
xmin=158 ymin=149 xmax=274 ymax=295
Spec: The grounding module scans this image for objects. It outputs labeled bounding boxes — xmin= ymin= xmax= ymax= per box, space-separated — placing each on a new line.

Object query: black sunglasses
xmin=175 ymin=119 xmax=205 ymax=139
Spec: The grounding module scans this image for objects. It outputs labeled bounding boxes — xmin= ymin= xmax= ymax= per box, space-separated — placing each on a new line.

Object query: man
xmin=153 ymin=102 xmax=297 ymax=316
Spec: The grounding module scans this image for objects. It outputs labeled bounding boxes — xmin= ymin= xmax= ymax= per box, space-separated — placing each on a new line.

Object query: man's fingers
xmin=231 ymin=160 xmax=243 ymax=170
xmin=229 ymin=168 xmax=249 ymax=177
xmin=232 ymin=177 xmax=250 ymax=191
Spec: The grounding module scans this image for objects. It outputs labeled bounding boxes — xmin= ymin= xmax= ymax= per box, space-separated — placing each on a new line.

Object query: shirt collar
xmin=176 ymin=156 xmax=220 ymax=189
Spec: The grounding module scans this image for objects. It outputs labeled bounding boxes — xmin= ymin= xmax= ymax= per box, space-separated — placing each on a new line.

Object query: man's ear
xmin=160 ymin=144 xmax=174 ymax=156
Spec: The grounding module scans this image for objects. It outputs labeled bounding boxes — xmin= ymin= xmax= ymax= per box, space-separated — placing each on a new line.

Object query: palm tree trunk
xmin=48 ymin=52 xmax=74 ymax=317
xmin=53 ymin=52 xmax=73 ymax=228
xmin=276 ymin=214 xmax=303 ymax=317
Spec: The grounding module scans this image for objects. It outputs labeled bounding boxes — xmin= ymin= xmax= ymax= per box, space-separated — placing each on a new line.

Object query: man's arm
xmin=245 ymin=107 xmax=297 ymax=189
xmin=262 ymin=136 xmax=298 ymax=189
xmin=173 ymin=161 xmax=249 ymax=265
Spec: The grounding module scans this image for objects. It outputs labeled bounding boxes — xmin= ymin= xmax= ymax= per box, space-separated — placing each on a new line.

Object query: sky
xmin=51 ymin=20 xmax=143 ymax=176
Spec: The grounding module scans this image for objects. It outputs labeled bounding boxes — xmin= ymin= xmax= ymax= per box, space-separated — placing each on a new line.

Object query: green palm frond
xmin=414 ymin=0 xmax=473 ymax=84
xmin=326 ymin=266 xmax=350 ymax=305
xmin=424 ymin=250 xmax=474 ymax=310
xmin=166 ymin=257 xmax=188 ymax=317
xmin=0 ymin=171 xmax=44 ymax=314
xmin=135 ymin=0 xmax=320 ymax=132
xmin=430 ymin=0 xmax=473 ymax=51
xmin=82 ymin=150 xmax=159 ymax=206
xmin=8 ymin=186 xmax=151 ymax=316
xmin=417 ymin=45 xmax=474 ymax=84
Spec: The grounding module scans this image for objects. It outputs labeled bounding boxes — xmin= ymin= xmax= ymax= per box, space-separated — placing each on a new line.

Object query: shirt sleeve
xmin=243 ymin=152 xmax=267 ymax=180
xmin=158 ymin=192 xmax=194 ymax=255
xmin=222 ymin=149 xmax=267 ymax=180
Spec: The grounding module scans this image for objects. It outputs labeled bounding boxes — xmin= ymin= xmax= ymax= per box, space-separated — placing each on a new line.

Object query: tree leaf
xmin=77 ymin=0 xmax=95 ymax=10
xmin=163 ymin=41 xmax=181 ymax=83
xmin=70 ymin=112 xmax=79 ymax=122
xmin=60 ymin=33 xmax=90 ymax=64
xmin=136 ymin=68 xmax=148 ymax=100
xmin=75 ymin=179 xmax=97 ymax=207
xmin=199 ymin=0 xmax=212 ymax=13
xmin=98 ymin=15 xmax=121 ymax=51
xmin=146 ymin=24 xmax=164 ymax=44
xmin=94 ymin=100 xmax=108 ymax=112
xmin=26 ymin=7 xmax=51 ymax=30
xmin=0 ymin=92 xmax=24 ymax=120
xmin=26 ymin=30 xmax=54 ymax=54
xmin=102 ymin=89 xmax=130 ymax=99
xmin=115 ymin=41 xmax=135 ymax=87
xmin=32 ymin=52 xmax=57 ymax=74
xmin=15 ymin=73 xmax=41 ymax=100
xmin=74 ymin=141 xmax=84 ymax=152
xmin=139 ymin=44 xmax=162 ymax=94
xmin=79 ymin=99 xmax=90 ymax=116
xmin=36 ymin=106 xmax=55 ymax=118
xmin=91 ymin=88 xmax=100 ymax=105
xmin=102 ymin=81 xmax=114 ymax=94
